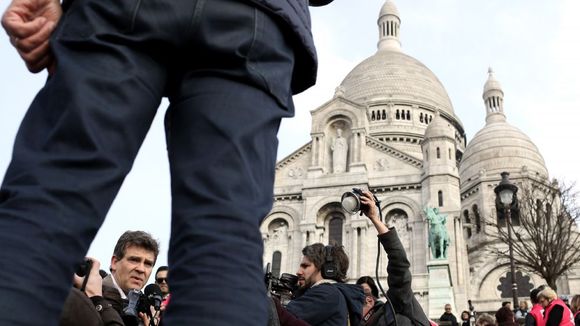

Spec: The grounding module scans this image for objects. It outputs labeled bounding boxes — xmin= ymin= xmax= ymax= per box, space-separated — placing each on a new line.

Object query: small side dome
xmin=459 ymin=121 xmax=548 ymax=182
xmin=460 ymin=69 xmax=548 ymax=183
xmin=424 ymin=111 xmax=453 ymax=140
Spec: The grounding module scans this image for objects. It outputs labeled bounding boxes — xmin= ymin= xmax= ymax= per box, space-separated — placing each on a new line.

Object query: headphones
xmin=321 ymin=246 xmax=338 ymax=279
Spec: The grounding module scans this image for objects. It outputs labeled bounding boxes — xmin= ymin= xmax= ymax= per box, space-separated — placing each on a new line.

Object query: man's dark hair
xmin=501 ymin=301 xmax=510 ymax=307
xmin=530 ymin=285 xmax=546 ymax=304
xmin=156 ymin=265 xmax=168 ymax=279
xmin=302 ymin=243 xmax=349 ymax=282
xmin=113 ymin=230 xmax=160 ymax=262
xmin=495 ymin=306 xmax=515 ymax=326
xmin=356 ymin=276 xmax=379 ymax=298
xmin=530 ymin=289 xmax=540 ymax=304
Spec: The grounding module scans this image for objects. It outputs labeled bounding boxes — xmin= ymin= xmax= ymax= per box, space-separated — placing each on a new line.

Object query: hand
xmin=139 ymin=307 xmax=160 ymax=326
xmin=73 ymin=257 xmax=103 ymax=298
xmin=359 ymin=190 xmax=389 ymax=235
xmin=359 ymin=190 xmax=379 ymax=221
xmin=138 ymin=311 xmax=151 ymax=325
xmin=2 ymin=0 xmax=62 ymax=73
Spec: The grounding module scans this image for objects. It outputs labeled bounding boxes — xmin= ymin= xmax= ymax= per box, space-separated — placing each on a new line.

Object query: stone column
xmin=350 ymin=226 xmax=358 ymax=277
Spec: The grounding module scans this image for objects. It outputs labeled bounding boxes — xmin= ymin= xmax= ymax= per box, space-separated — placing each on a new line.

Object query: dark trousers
xmin=0 ymin=0 xmax=295 ymax=324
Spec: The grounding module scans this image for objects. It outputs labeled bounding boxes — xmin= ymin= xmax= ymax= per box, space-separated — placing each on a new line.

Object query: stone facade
xmin=261 ymin=0 xmax=579 ymax=318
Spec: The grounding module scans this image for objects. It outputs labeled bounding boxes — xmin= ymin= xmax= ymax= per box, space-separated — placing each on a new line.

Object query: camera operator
xmin=60 ymin=257 xmax=125 ymax=325
xmin=103 ymin=230 xmax=161 ymax=326
xmin=277 ymin=242 xmax=365 ymax=326
xmin=357 ymin=189 xmax=430 ymax=326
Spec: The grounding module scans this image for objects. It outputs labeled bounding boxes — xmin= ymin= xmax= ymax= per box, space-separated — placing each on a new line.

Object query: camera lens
xmin=75 ymin=259 xmax=92 ymax=277
xmin=341 ymin=192 xmax=360 ymax=214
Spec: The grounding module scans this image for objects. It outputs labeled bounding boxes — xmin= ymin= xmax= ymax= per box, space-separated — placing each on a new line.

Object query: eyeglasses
xmin=156 ymin=278 xmax=167 ymax=284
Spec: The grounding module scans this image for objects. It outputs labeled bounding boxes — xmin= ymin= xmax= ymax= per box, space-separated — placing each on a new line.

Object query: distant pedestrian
xmin=515 ymin=301 xmax=529 ymax=320
xmin=496 ymin=306 xmax=516 ymax=326
xmin=570 ymin=295 xmax=580 ymax=326
xmin=461 ymin=311 xmax=470 ymax=326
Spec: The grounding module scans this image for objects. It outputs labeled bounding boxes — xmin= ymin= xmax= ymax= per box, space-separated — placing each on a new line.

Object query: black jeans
xmin=0 ymin=0 xmax=294 ymax=324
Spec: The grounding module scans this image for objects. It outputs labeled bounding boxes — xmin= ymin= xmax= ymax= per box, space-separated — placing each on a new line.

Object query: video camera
xmin=264 ymin=263 xmax=298 ymax=306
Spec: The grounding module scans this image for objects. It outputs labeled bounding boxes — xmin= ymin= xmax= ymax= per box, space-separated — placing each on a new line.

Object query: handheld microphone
xmin=144 ymin=284 xmax=163 ymax=311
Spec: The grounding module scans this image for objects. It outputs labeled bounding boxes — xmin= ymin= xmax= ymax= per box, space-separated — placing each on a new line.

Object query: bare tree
xmin=487 ymin=179 xmax=580 ymax=290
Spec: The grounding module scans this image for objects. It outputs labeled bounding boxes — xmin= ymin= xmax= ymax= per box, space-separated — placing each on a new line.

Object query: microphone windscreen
xmin=144 ymin=283 xmax=163 ymax=296
xmin=145 ymin=283 xmax=163 ymax=311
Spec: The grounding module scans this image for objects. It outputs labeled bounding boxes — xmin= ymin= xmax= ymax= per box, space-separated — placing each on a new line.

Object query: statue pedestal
xmin=427 ymin=260 xmax=455 ymax=320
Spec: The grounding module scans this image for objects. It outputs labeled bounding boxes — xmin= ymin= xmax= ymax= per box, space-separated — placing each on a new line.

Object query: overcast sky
xmin=1 ymin=0 xmax=579 ymax=272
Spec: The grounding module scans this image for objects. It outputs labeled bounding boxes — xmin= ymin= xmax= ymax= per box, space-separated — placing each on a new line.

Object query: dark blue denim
xmin=0 ymin=0 xmax=296 ymax=324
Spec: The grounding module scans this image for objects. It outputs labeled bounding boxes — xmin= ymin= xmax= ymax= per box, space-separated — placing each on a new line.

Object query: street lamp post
xmin=494 ymin=171 xmax=519 ymax=309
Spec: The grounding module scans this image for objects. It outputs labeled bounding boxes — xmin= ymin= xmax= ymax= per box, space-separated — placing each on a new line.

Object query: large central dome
xmin=338 ymin=0 xmax=456 ymax=120
xmin=340 ymin=50 xmax=455 ymax=116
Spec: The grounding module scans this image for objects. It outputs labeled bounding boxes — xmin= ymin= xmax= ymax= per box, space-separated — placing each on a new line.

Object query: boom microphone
xmin=144 ymin=283 xmax=163 ymax=311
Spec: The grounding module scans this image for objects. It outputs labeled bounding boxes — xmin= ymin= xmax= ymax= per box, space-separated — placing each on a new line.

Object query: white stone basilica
xmin=260 ymin=0 xmax=580 ymax=317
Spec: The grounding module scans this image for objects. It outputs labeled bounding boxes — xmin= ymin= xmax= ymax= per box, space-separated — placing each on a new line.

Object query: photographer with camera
xmin=354 ymin=189 xmax=430 ymax=326
xmin=274 ymin=242 xmax=364 ymax=326
xmin=60 ymin=257 xmax=125 ymax=326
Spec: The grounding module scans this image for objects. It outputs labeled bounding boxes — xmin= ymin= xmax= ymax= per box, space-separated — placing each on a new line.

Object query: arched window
xmin=448 ymin=148 xmax=452 ymax=160
xmin=272 ymin=251 xmax=282 ymax=278
xmin=329 ymin=217 xmax=343 ymax=245
xmin=473 ymin=204 xmax=481 ymax=233
xmin=420 ymin=113 xmax=424 ymax=123
xmin=463 ymin=210 xmax=471 ymax=223
xmin=436 ymin=147 xmax=441 ymax=159
xmin=463 ymin=210 xmax=472 ymax=239
xmin=438 ymin=191 xmax=444 ymax=207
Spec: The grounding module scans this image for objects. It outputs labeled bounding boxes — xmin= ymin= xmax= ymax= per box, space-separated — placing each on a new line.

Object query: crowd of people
xmin=57 ymin=190 xmax=435 ymax=326
xmin=467 ymin=287 xmax=580 ymax=326
xmin=59 ymin=191 xmax=580 ymax=326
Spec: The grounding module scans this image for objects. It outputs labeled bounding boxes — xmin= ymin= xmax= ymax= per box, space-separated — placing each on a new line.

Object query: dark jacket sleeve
xmin=272 ymin=297 xmax=311 ymax=326
xmin=524 ymin=313 xmax=536 ymax=326
xmin=90 ymin=296 xmax=125 ymax=326
xmin=60 ymin=288 xmax=124 ymax=326
xmin=546 ymin=305 xmax=564 ymax=326
xmin=286 ymin=284 xmax=343 ymax=325
xmin=380 ymin=228 xmax=430 ymax=326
